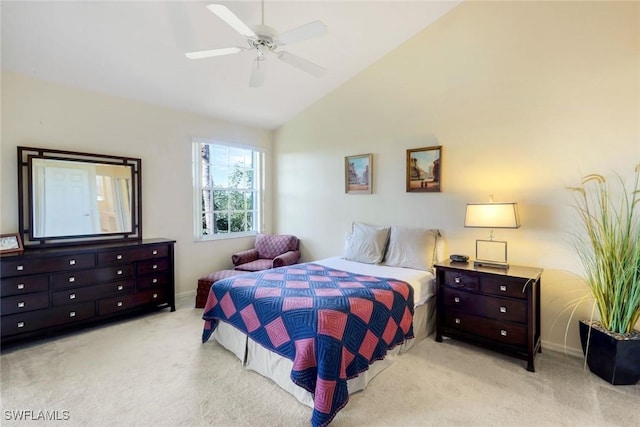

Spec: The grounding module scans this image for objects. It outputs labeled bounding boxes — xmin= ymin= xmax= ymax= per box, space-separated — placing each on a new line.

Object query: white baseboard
xmin=542 ymin=340 xmax=584 ymax=358
xmin=176 ymin=289 xmax=196 ymax=298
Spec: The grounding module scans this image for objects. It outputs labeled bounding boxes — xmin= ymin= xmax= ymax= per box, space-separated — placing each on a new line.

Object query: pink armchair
xmin=232 ymin=234 xmax=300 ymax=272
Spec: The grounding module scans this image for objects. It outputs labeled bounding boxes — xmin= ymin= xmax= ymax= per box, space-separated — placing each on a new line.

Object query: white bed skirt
xmin=212 ymin=297 xmax=436 ymax=407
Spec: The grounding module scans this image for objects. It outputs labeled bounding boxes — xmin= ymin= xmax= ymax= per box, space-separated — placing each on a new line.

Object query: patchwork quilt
xmin=202 ymin=262 xmax=414 ymax=427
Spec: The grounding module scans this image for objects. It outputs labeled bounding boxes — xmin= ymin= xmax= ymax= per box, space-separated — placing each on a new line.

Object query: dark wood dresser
xmin=1 ymin=238 xmax=175 ymax=346
xmin=435 ymin=260 xmax=543 ymax=371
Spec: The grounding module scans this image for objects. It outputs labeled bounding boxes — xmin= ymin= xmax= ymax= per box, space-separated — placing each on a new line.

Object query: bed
xmin=202 ymin=225 xmax=439 ymax=427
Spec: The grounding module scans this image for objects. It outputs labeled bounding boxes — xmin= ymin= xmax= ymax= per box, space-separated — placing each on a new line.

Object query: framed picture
xmin=406 ymin=145 xmax=442 ymax=192
xmin=345 ymin=154 xmax=372 ymax=194
xmin=0 ymin=233 xmax=24 ymax=255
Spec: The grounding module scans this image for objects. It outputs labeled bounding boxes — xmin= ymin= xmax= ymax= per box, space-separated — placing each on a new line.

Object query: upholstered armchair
xmin=232 ymin=234 xmax=300 ymax=272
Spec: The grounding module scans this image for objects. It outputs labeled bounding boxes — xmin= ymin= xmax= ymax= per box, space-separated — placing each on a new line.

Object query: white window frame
xmin=192 ymin=138 xmax=265 ymax=241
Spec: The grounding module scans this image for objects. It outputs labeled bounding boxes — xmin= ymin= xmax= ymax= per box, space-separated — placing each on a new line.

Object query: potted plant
xmin=567 ymin=165 xmax=640 ymax=385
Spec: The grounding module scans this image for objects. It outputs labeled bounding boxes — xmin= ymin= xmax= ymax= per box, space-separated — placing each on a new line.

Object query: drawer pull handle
xmin=499 ymin=285 xmax=507 ymax=292
xmin=69 ymin=259 xmax=76 ymax=265
xmin=152 ymin=278 xmax=158 ymax=284
xmin=153 ymin=293 xmax=158 ymax=299
xmin=69 ymin=277 xmax=75 ymax=283
xmin=69 ymin=311 xmax=76 ymax=317
xmin=500 ymin=306 xmax=507 ymax=313
xmin=117 ymin=285 xmax=124 ymax=291
xmin=17 ymin=283 xmax=25 ymax=290
xmin=69 ymin=293 xmax=76 ymax=300
xmin=117 ymin=301 xmax=123 ymax=307
xmin=152 ymin=250 xmax=158 ymax=255
xmin=455 ymin=318 xmax=461 ymax=324
xmin=454 ymin=297 xmax=460 ymax=303
xmin=116 ymin=254 xmax=123 ymax=260
xmin=152 ymin=264 xmax=158 ymax=270
xmin=117 ymin=270 xmax=123 ymax=275
xmin=17 ymin=301 xmax=25 ymax=308
xmin=17 ymin=265 xmax=24 ymax=271
xmin=454 ymin=277 xmax=461 ymax=284
xmin=500 ymin=329 xmax=508 ymax=336
xmin=18 ymin=321 xmax=25 ymax=328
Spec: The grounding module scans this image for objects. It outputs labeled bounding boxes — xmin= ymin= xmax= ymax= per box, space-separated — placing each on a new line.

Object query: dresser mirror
xmin=18 ymin=147 xmax=142 ymax=247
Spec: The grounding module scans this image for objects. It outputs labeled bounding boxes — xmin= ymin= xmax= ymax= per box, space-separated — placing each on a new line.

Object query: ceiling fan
xmin=186 ymin=2 xmax=328 ymax=87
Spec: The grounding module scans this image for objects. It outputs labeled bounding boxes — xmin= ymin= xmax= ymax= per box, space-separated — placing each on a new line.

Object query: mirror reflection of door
xmin=33 ymin=162 xmax=98 ymax=237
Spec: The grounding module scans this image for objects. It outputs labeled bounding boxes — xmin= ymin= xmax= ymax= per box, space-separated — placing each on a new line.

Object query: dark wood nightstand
xmin=435 ymin=260 xmax=543 ymax=372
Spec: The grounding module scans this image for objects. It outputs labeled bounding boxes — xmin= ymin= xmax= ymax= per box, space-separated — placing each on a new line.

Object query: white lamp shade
xmin=464 ymin=202 xmax=521 ymax=229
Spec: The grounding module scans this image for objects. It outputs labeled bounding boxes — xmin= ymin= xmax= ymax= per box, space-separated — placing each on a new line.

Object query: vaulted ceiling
xmin=2 ymin=1 xmax=461 ymax=130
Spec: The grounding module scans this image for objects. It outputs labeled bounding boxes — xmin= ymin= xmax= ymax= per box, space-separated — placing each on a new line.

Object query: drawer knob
xmin=69 ymin=311 xmax=76 ymax=317
xmin=153 ymin=293 xmax=158 ymax=299
xmin=69 ymin=276 xmax=75 ymax=283
xmin=499 ymin=285 xmax=507 ymax=292
xmin=152 ymin=250 xmax=158 ymax=255
xmin=17 ymin=283 xmax=25 ymax=290
xmin=17 ymin=301 xmax=25 ymax=308
xmin=17 ymin=265 xmax=24 ymax=271
xmin=152 ymin=278 xmax=158 ymax=284
xmin=117 ymin=285 xmax=124 ymax=291
xmin=17 ymin=321 xmax=25 ymax=328
xmin=500 ymin=306 xmax=507 ymax=313
xmin=116 ymin=254 xmax=123 ymax=260
xmin=454 ymin=297 xmax=460 ymax=303
xmin=152 ymin=264 xmax=158 ymax=270
xmin=500 ymin=329 xmax=508 ymax=336
xmin=117 ymin=270 xmax=123 ymax=275
xmin=454 ymin=277 xmax=461 ymax=284
xmin=69 ymin=259 xmax=76 ymax=265
xmin=117 ymin=301 xmax=123 ymax=307
xmin=69 ymin=293 xmax=76 ymax=300
xmin=455 ymin=318 xmax=461 ymax=324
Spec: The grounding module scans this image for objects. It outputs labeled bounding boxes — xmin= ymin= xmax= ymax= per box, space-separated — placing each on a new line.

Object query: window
xmin=193 ymin=139 xmax=264 ymax=240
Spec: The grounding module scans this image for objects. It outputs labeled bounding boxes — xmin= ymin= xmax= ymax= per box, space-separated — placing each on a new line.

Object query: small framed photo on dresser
xmin=0 ymin=233 xmax=24 ymax=255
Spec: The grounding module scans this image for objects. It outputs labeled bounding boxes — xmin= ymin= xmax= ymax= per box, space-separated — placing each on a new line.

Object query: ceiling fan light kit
xmin=186 ymin=3 xmax=328 ymax=87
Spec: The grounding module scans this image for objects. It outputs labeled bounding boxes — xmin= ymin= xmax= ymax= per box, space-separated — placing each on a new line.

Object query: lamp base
xmin=474 ymin=260 xmax=509 ymax=270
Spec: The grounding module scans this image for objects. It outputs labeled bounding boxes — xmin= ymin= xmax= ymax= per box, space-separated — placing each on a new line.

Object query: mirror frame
xmin=18 ymin=146 xmax=142 ymax=248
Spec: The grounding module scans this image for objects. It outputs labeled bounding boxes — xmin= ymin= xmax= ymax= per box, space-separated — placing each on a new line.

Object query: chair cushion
xmin=234 ymin=259 xmax=274 ymax=272
xmin=255 ymin=234 xmax=298 ymax=259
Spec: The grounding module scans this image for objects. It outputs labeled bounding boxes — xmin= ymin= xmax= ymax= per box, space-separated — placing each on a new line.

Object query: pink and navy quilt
xmin=202 ymin=262 xmax=414 ymax=427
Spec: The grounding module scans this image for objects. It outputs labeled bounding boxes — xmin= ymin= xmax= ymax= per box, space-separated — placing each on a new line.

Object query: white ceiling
xmin=1 ymin=1 xmax=461 ymax=130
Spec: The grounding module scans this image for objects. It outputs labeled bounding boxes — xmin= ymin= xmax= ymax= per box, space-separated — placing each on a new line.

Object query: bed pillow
xmin=383 ymin=226 xmax=439 ymax=271
xmin=343 ymin=222 xmax=390 ymax=264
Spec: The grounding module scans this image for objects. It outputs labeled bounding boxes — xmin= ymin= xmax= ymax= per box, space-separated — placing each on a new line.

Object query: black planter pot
xmin=579 ymin=320 xmax=640 ymax=385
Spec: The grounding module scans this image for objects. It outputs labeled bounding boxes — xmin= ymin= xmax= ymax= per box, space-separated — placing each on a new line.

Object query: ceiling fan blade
xmin=277 ymin=51 xmax=326 ymax=78
xmin=207 ymin=4 xmax=256 ymax=38
xmin=249 ymin=57 xmax=266 ymax=88
xmin=185 ymin=47 xmax=243 ymax=60
xmin=277 ymin=20 xmax=327 ymax=46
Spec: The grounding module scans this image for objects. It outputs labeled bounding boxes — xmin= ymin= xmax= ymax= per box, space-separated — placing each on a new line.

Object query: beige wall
xmin=274 ymin=1 xmax=640 ymax=355
xmin=1 ymin=71 xmax=273 ymax=296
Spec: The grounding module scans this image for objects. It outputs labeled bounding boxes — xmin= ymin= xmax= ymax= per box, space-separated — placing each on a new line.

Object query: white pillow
xmin=344 ymin=222 xmax=390 ymax=264
xmin=383 ymin=226 xmax=439 ymax=271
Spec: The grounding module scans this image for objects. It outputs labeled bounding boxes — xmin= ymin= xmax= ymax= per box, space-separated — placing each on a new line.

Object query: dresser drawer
xmin=1 ymin=275 xmax=49 ymax=297
xmin=443 ymin=271 xmax=479 ymax=291
xmin=480 ymin=276 xmax=528 ymax=300
xmin=98 ymin=289 xmax=166 ymax=315
xmin=443 ymin=312 xmax=527 ymax=347
xmin=51 ymin=265 xmax=134 ymax=290
xmin=98 ymin=244 xmax=170 ymax=266
xmin=1 ymin=302 xmax=95 ymax=336
xmin=137 ymin=273 xmax=170 ymax=290
xmin=442 ymin=287 xmax=527 ymax=323
xmin=1 ymin=253 xmax=95 ymax=277
xmin=137 ymin=258 xmax=169 ymax=275
xmin=52 ymin=279 xmax=134 ymax=306
xmin=1 ymin=292 xmax=49 ymax=316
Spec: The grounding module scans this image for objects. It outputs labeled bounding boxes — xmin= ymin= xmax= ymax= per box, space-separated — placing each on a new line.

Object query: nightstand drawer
xmin=443 ymin=271 xmax=479 ymax=291
xmin=480 ymin=276 xmax=528 ymax=300
xmin=442 ymin=288 xmax=527 ymax=323
xmin=443 ymin=312 xmax=527 ymax=346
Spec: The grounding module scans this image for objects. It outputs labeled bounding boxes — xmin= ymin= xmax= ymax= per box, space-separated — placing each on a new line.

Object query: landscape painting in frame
xmin=406 ymin=146 xmax=442 ymax=192
xmin=345 ymin=154 xmax=372 ymax=194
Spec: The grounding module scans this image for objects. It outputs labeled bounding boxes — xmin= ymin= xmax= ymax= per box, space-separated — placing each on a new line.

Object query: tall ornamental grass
xmin=567 ymin=165 xmax=640 ymax=335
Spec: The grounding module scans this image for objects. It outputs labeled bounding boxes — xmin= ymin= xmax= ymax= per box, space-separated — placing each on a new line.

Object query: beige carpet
xmin=1 ymin=294 xmax=639 ymax=427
